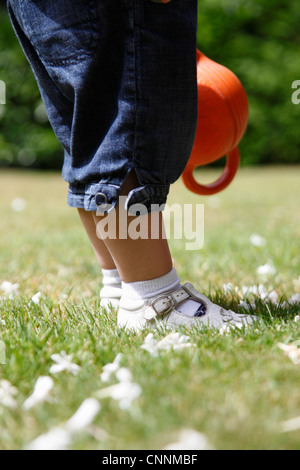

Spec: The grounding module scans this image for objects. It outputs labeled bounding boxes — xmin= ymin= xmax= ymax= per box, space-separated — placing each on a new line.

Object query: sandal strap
xmin=143 ymin=286 xmax=192 ymax=321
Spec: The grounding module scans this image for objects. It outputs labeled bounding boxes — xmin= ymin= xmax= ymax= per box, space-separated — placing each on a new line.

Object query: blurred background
xmin=0 ymin=0 xmax=299 ymax=169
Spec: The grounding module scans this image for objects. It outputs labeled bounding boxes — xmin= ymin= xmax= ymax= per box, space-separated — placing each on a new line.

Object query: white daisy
xmin=50 ymin=351 xmax=81 ymax=375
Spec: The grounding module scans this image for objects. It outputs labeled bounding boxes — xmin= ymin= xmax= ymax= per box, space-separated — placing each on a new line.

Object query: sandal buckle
xmin=151 ymin=294 xmax=175 ymax=316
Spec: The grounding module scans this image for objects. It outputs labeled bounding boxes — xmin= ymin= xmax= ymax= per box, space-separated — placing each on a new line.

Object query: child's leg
xmin=78 ymin=170 xmax=172 ymax=283
xmin=93 ymin=171 xmax=173 ymax=283
xmin=77 ymin=208 xmax=116 ymax=270
xmin=78 ymin=172 xmax=173 ymax=311
xmin=78 ymin=171 xmax=173 ymax=306
xmin=78 ymin=170 xmax=172 ymax=282
xmin=94 ymin=210 xmax=173 ymax=283
xmin=78 ymin=208 xmax=123 ymax=308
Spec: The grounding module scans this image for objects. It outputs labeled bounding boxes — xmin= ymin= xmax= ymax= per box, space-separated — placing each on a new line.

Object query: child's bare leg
xmin=78 ymin=170 xmax=173 ymax=282
xmin=78 ymin=171 xmax=173 ymax=309
xmin=77 ymin=208 xmax=116 ymax=270
xmin=92 ymin=171 xmax=173 ymax=283
xmin=93 ymin=211 xmax=173 ymax=283
xmin=77 ymin=208 xmax=123 ymax=308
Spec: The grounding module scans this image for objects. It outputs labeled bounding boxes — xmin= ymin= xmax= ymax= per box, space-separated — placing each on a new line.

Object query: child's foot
xmin=117 ymin=282 xmax=257 ymax=331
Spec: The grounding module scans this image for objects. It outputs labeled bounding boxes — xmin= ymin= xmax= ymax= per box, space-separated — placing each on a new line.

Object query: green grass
xmin=0 ymin=167 xmax=300 ymax=450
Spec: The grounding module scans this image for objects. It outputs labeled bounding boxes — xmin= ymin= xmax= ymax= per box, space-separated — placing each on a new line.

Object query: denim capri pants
xmin=7 ymin=0 xmax=198 ymax=213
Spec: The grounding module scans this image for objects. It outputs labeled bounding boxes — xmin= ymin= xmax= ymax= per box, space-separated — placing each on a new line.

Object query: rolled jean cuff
xmin=67 ymin=182 xmax=170 ymax=214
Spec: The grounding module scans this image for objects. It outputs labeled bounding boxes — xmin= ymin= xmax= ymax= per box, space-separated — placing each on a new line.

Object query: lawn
xmin=0 ymin=166 xmax=300 ymax=450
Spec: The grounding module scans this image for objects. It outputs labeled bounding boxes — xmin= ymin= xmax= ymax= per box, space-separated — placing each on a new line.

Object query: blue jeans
xmin=7 ymin=0 xmax=198 ymax=213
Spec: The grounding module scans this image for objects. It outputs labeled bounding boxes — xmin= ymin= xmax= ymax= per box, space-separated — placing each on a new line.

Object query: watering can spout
xmin=182 ymin=50 xmax=249 ymax=195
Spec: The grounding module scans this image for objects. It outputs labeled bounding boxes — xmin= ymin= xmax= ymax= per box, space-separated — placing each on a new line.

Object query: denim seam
xmin=42 ymin=53 xmax=95 ymax=67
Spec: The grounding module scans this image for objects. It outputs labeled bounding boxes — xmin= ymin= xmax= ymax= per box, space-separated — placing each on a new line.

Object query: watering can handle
xmin=181 ymin=147 xmax=240 ymax=196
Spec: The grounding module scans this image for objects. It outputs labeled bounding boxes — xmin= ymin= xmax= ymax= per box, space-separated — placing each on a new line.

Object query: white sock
xmin=101 ymin=268 xmax=122 ymax=289
xmin=122 ymin=268 xmax=180 ymax=299
xmin=122 ymin=268 xmax=206 ymax=317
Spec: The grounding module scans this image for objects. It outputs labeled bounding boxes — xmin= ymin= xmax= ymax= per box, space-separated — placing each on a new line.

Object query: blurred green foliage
xmin=0 ymin=4 xmax=63 ymax=169
xmin=197 ymin=0 xmax=300 ymax=165
xmin=0 ymin=0 xmax=299 ymax=169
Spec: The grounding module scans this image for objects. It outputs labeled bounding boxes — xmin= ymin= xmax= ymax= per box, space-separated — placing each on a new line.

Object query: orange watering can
xmin=182 ymin=50 xmax=249 ymax=195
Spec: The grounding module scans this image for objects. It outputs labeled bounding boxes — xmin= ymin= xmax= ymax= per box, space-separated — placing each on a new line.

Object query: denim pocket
xmin=18 ymin=0 xmax=100 ymax=65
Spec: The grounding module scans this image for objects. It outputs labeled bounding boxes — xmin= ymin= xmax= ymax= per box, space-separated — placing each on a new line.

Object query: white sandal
xmin=117 ymin=282 xmax=257 ymax=331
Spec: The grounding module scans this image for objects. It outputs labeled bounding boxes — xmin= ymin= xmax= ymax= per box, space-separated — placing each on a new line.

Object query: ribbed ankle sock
xmin=121 ymin=268 xmax=205 ymax=317
xmin=101 ymin=268 xmax=122 ymax=289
